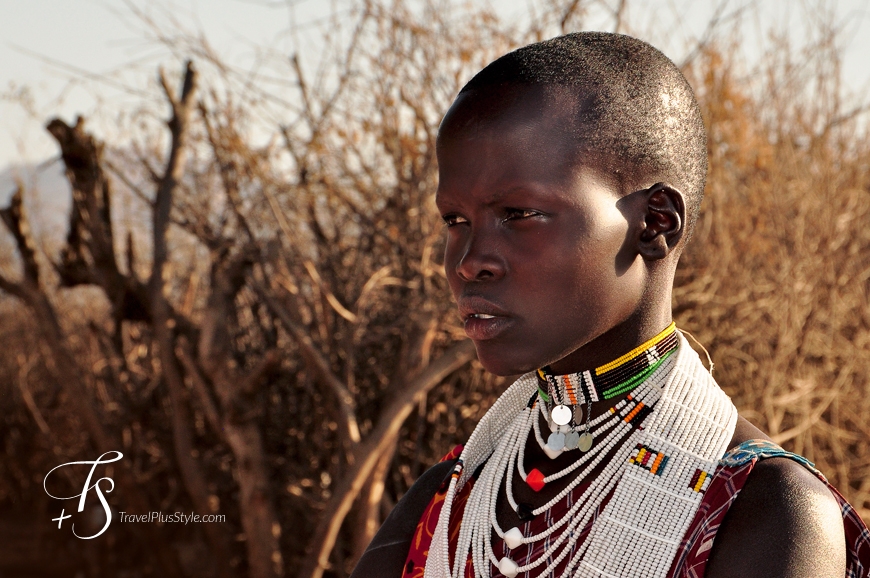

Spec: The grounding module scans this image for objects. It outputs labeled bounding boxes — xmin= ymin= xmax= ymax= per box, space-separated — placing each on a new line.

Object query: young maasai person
xmin=351 ymin=32 xmax=870 ymax=578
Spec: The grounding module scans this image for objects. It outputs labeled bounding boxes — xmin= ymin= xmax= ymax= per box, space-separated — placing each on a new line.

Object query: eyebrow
xmin=483 ymin=187 xmax=543 ymax=205
xmin=436 ymin=186 xmax=551 ymax=210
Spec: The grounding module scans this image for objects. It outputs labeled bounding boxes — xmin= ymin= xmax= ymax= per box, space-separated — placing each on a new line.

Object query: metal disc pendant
xmin=551 ymin=404 xmax=572 ymax=426
xmin=564 ymin=431 xmax=580 ymax=450
xmin=577 ymin=432 xmax=594 ymax=452
xmin=542 ymin=442 xmax=562 ymax=459
xmin=547 ymin=431 xmax=566 ymax=451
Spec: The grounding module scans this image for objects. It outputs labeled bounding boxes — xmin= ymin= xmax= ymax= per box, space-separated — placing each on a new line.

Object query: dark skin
xmin=351 ymin=85 xmax=846 ymax=577
xmin=708 ymin=419 xmax=846 ymax=578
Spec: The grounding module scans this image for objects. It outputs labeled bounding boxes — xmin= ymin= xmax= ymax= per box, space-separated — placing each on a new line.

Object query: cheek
xmin=549 ymin=217 xmax=639 ymax=306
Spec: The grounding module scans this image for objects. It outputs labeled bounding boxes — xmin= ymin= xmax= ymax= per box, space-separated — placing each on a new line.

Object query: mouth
xmin=458 ymin=297 xmax=514 ymax=341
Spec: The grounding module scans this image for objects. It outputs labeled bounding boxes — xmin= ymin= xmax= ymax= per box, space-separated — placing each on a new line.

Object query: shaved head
xmin=453 ymin=32 xmax=707 ymax=235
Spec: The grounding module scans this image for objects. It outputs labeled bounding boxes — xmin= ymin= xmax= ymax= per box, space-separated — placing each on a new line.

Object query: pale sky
xmin=1 ymin=0 xmax=869 ymax=174
xmin=0 ymin=0 xmax=322 ymax=170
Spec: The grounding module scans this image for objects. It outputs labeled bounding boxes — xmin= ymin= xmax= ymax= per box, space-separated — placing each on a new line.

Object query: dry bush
xmin=0 ymin=2 xmax=867 ymax=578
xmin=677 ymin=30 xmax=870 ymax=517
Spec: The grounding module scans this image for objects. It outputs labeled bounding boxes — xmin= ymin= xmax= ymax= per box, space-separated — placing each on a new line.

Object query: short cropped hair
xmin=459 ymin=32 xmax=707 ymax=234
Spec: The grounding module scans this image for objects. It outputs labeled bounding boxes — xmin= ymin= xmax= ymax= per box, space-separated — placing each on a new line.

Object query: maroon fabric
xmin=669 ymin=441 xmax=870 ymax=578
xmin=403 ymin=441 xmax=870 ymax=577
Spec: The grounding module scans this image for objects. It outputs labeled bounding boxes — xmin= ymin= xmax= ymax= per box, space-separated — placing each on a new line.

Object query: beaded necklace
xmin=425 ymin=329 xmax=737 ymax=578
xmin=532 ymin=323 xmax=677 ymax=459
xmin=536 ymin=323 xmax=678 ymax=415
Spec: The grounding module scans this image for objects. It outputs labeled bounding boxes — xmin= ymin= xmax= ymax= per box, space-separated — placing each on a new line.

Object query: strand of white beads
xmin=532 ymin=394 xmax=629 ymax=457
xmin=482 ymin=382 xmax=662 ymax=576
xmin=488 ymin=428 xmax=647 ymax=576
xmin=519 ymin=383 xmax=653 ymax=485
xmin=471 ymin=407 xmax=532 ymax=577
xmin=523 ymin=430 xmax=647 ymax=578
xmin=433 ymin=373 xmax=541 ymax=578
xmin=511 ymin=385 xmax=657 ymax=492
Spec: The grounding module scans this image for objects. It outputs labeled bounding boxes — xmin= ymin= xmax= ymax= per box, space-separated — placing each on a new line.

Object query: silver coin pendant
xmin=564 ymin=431 xmax=580 ymax=450
xmin=551 ymin=404 xmax=572 ymax=426
xmin=547 ymin=432 xmax=566 ymax=451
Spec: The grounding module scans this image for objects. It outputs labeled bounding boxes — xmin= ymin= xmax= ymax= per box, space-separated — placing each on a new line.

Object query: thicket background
xmin=0 ymin=1 xmax=868 ymax=577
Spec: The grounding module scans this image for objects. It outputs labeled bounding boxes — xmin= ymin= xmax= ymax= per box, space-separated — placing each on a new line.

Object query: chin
xmin=473 ymin=342 xmax=538 ymax=377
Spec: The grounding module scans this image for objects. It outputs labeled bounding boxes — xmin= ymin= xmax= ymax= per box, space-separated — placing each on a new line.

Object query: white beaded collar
xmin=425 ymin=333 xmax=738 ymax=578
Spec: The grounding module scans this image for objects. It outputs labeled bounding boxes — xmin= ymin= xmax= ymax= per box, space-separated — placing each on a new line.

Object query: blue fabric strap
xmin=719 ymin=438 xmax=822 ymax=478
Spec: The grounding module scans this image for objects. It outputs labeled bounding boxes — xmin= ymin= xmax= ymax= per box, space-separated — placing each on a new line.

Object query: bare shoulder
xmin=705 ymin=452 xmax=846 ymax=578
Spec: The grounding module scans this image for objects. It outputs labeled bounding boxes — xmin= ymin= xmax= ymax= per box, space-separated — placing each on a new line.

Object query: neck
xmin=537 ymin=321 xmax=677 ymax=429
xmin=548 ymin=307 xmax=674 ymax=375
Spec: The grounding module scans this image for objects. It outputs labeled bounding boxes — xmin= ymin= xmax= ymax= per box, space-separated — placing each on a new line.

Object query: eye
xmin=442 ymin=213 xmax=469 ymax=227
xmin=503 ymin=208 xmax=541 ymax=222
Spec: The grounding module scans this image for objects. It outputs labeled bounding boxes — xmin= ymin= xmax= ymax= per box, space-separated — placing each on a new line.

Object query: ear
xmin=638 ymin=183 xmax=685 ymax=261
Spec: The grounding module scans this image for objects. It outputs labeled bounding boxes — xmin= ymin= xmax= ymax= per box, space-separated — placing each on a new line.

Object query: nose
xmin=454 ymin=228 xmax=506 ymax=283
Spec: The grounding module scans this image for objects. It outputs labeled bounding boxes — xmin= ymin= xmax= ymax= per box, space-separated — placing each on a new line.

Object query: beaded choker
xmin=534 ymin=323 xmax=678 ymax=456
xmin=537 ymin=322 xmax=679 ymax=404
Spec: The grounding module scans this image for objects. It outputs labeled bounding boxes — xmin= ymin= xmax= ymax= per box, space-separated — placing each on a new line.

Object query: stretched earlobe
xmin=638 ymin=183 xmax=685 ymax=261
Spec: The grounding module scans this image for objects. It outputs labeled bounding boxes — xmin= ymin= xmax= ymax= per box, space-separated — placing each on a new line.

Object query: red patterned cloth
xmin=403 ymin=440 xmax=870 ymax=577
xmin=669 ymin=439 xmax=870 ymax=578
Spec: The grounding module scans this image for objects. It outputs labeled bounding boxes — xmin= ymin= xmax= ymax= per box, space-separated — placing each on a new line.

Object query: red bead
xmin=525 ymin=468 xmax=546 ymax=492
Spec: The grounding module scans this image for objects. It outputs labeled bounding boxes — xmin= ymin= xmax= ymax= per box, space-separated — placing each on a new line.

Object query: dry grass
xmin=676 ymin=37 xmax=870 ymax=517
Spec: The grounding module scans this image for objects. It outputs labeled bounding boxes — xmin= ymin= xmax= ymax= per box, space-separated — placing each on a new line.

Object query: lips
xmin=457 ymin=296 xmax=514 ymax=341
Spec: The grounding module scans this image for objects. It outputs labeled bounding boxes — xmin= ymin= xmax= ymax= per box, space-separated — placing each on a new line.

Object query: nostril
xmin=454 ymin=236 xmax=506 ymax=282
xmin=457 ymin=261 xmax=498 ymax=282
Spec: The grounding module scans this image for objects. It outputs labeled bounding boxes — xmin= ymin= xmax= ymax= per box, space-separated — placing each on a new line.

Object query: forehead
xmin=436 ymin=86 xmax=621 ymax=205
xmin=438 ymin=84 xmax=580 ymax=143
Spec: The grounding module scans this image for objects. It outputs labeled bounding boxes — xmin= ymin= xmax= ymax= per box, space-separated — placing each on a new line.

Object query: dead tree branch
xmin=254 ymin=279 xmax=362 ymax=445
xmin=0 ymin=188 xmax=40 ymax=289
xmin=140 ymin=61 xmax=235 ymax=577
xmin=0 ymin=184 xmax=187 ymax=578
xmin=300 ymin=339 xmax=476 ymax=578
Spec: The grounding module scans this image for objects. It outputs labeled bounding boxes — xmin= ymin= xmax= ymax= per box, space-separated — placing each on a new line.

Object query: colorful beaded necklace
xmin=425 ymin=329 xmax=738 ymax=578
xmin=536 ymin=322 xmax=679 ymax=405
xmin=533 ymin=322 xmax=678 ymax=457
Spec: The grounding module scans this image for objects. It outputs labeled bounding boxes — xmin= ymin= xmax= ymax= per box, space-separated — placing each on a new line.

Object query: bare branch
xmin=613 ymin=0 xmax=627 ymax=33
xmin=680 ymin=0 xmax=744 ymax=69
xmin=254 ymin=278 xmax=362 ymax=445
xmin=177 ymin=339 xmax=224 ymax=440
xmin=141 ymin=62 xmax=234 ymax=576
xmin=198 ymin=100 xmax=257 ymax=243
xmin=150 ymin=60 xmax=197 ymax=292
xmin=239 ymin=350 xmax=280 ymax=397
xmin=164 ymin=347 xmax=236 ymax=578
xmin=291 ymin=54 xmax=314 ymax=127
xmin=300 ymin=340 xmax=476 ymax=578
xmin=0 ymin=272 xmax=24 ymax=299
xmin=17 ymin=355 xmax=51 ymax=435
xmin=303 ymin=260 xmax=358 ymax=323
xmin=125 ymin=231 xmax=138 ymax=281
xmin=560 ymin=0 xmax=583 ymax=33
xmin=0 ymin=187 xmax=40 ymax=288
xmin=104 ymin=158 xmax=155 ymax=207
